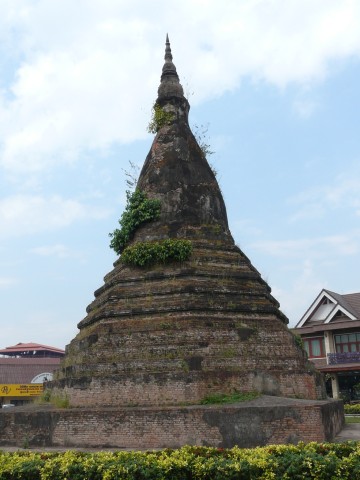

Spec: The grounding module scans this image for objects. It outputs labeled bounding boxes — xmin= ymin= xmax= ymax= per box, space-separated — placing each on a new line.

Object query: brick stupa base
xmin=0 ymin=396 xmax=344 ymax=449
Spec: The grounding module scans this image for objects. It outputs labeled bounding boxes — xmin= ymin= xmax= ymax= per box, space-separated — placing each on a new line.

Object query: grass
xmin=34 ymin=389 xmax=70 ymax=408
xmin=200 ymin=391 xmax=259 ymax=405
xmin=345 ymin=415 xmax=360 ymax=424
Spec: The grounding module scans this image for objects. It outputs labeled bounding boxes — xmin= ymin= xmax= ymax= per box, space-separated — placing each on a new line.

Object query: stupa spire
xmin=161 ymin=34 xmax=177 ymax=80
xmin=164 ymin=33 xmax=172 ymax=61
xmin=157 ymin=34 xmax=186 ymax=103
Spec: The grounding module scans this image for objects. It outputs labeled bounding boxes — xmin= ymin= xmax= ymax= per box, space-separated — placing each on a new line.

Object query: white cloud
xmin=272 ymin=259 xmax=325 ymax=325
xmin=30 ymin=244 xmax=72 ymax=258
xmin=0 ymin=277 xmax=17 ymax=288
xmin=0 ymin=0 xmax=360 ymax=174
xmin=290 ymin=167 xmax=360 ymax=221
xmin=14 ymin=309 xmax=78 ymax=348
xmin=0 ymin=194 xmax=109 ymax=237
xmin=252 ymin=232 xmax=360 ymax=259
xmin=293 ymin=98 xmax=319 ymax=118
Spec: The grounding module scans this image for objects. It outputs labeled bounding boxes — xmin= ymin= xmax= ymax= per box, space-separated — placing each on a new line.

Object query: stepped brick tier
xmin=46 ymin=36 xmax=344 ymax=447
xmin=52 ymin=36 xmax=325 ymax=406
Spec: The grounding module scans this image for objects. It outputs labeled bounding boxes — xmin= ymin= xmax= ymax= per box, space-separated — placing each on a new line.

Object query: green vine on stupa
xmin=109 ymin=190 xmax=161 ymax=255
xmin=147 ymin=103 xmax=174 ymax=133
xmin=121 ymin=239 xmax=192 ymax=267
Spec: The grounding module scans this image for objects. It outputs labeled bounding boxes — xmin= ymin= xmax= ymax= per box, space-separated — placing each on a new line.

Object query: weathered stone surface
xmin=51 ymin=37 xmax=327 ymax=409
xmin=53 ymin=244 xmax=326 ymax=406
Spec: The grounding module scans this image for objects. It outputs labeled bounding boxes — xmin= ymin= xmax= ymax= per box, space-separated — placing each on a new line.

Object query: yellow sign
xmin=0 ymin=384 xmax=43 ymax=397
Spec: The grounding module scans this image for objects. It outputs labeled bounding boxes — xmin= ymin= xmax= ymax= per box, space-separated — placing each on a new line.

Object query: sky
xmin=1 ymin=0 xmax=360 ymax=350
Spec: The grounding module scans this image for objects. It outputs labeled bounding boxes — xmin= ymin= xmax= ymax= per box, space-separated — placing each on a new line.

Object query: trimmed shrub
xmin=1 ymin=442 xmax=360 ymax=480
xmin=344 ymin=403 xmax=360 ymax=414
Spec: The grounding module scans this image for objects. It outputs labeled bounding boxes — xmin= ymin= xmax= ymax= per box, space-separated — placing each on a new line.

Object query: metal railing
xmin=328 ymin=351 xmax=360 ymax=365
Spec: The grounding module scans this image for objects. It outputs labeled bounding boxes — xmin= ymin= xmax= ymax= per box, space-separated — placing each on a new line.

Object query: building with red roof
xmin=0 ymin=342 xmax=64 ymax=406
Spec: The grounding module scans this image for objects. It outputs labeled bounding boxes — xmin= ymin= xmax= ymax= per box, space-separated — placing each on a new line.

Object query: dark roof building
xmin=293 ymin=289 xmax=360 ymax=400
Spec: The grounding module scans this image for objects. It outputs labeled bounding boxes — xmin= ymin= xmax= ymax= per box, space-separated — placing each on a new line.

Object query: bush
xmin=109 ymin=190 xmax=161 ymax=255
xmin=147 ymin=103 xmax=174 ymax=133
xmin=344 ymin=403 xmax=360 ymax=414
xmin=1 ymin=443 xmax=360 ymax=479
xmin=121 ymin=239 xmax=192 ymax=267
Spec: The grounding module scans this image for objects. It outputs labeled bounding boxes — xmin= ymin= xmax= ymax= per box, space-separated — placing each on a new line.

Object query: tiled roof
xmin=325 ymin=290 xmax=360 ymax=319
xmin=0 ymin=357 xmax=61 ymax=383
xmin=295 ymin=289 xmax=360 ymax=328
xmin=0 ymin=342 xmax=64 ymax=356
xmin=343 ymin=293 xmax=360 ymax=318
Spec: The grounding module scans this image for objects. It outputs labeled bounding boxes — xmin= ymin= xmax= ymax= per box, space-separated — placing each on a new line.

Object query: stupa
xmin=54 ymin=36 xmax=325 ymax=405
xmin=43 ymin=36 xmax=343 ymax=448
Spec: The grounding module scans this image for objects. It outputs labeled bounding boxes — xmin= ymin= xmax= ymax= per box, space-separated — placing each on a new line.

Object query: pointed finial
xmin=164 ymin=34 xmax=172 ymax=62
xmin=157 ymin=34 xmax=188 ymax=118
xmin=161 ymin=34 xmax=177 ymax=80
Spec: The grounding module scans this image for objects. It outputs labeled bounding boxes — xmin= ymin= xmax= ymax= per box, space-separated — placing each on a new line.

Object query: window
xmin=334 ymin=333 xmax=360 ymax=353
xmin=303 ymin=337 xmax=325 ymax=358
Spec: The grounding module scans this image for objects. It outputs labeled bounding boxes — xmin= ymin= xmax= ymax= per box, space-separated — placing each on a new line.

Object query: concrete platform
xmin=335 ymin=422 xmax=360 ymax=442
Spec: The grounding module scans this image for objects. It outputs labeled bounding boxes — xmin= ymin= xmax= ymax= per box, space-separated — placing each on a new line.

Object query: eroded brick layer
xmin=53 ymin=241 xmax=325 ymax=406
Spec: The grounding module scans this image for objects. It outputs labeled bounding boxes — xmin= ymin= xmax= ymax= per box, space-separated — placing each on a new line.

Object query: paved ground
xmin=335 ymin=422 xmax=360 ymax=442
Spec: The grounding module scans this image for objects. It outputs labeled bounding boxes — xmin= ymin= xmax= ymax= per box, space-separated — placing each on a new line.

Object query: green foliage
xmin=346 ymin=415 xmax=360 ymax=423
xmin=344 ymin=403 xmax=360 ymax=414
xmin=193 ymin=123 xmax=214 ymax=158
xmin=193 ymin=122 xmax=218 ymax=177
xmin=200 ymin=391 xmax=259 ymax=405
xmin=147 ymin=103 xmax=174 ymax=133
xmin=51 ymin=392 xmax=70 ymax=409
xmin=1 ymin=442 xmax=360 ymax=479
xmin=121 ymin=239 xmax=192 ymax=267
xmin=293 ymin=334 xmax=304 ymax=350
xmin=37 ymin=389 xmax=51 ymax=403
xmin=22 ymin=436 xmax=30 ymax=450
xmin=109 ymin=190 xmax=161 ymax=255
xmin=122 ymin=160 xmax=140 ymax=191
xmin=34 ymin=389 xmax=69 ymax=408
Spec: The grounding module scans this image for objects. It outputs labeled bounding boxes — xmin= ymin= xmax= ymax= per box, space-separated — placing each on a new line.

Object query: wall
xmin=0 ymin=396 xmax=344 ymax=449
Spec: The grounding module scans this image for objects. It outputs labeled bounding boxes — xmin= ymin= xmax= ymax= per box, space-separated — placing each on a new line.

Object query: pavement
xmin=334 ymin=422 xmax=360 ymax=442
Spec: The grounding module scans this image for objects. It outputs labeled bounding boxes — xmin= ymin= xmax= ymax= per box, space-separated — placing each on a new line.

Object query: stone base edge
xmin=0 ymin=397 xmax=344 ymax=449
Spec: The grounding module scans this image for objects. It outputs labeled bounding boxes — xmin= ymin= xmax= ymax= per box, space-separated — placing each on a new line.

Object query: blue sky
xmin=1 ymin=0 xmax=360 ymax=349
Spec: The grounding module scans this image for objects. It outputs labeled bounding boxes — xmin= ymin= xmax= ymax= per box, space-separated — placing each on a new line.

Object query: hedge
xmin=1 ymin=442 xmax=360 ymax=480
xmin=344 ymin=403 xmax=360 ymax=414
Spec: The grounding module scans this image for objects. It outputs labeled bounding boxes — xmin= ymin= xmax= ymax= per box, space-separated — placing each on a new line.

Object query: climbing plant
xmin=122 ymin=160 xmax=140 ymax=191
xmin=147 ymin=103 xmax=174 ymax=133
xmin=109 ymin=190 xmax=161 ymax=255
xmin=193 ymin=123 xmax=214 ymax=158
xmin=121 ymin=239 xmax=192 ymax=267
xmin=192 ymin=122 xmax=218 ymax=178
xmin=293 ymin=334 xmax=304 ymax=350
